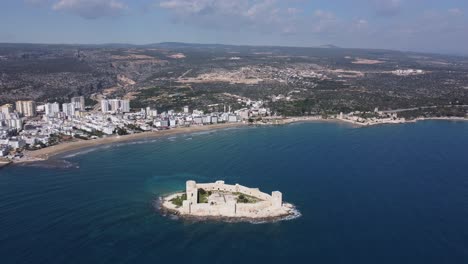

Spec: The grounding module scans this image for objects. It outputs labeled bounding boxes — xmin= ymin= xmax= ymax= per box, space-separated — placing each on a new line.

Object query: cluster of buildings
xmin=0 ymin=104 xmax=23 ymax=131
xmin=0 ymin=101 xmax=36 ymax=158
xmin=15 ymin=100 xmax=37 ymax=117
xmin=337 ymin=109 xmax=406 ymax=125
xmin=392 ymin=69 xmax=425 ymax=76
xmin=43 ymin=96 xmax=86 ymax=118
xmin=0 ymin=97 xmax=86 ymax=157
xmin=0 ymin=95 xmax=272 ymax=159
xmin=101 ymin=99 xmax=130 ymax=114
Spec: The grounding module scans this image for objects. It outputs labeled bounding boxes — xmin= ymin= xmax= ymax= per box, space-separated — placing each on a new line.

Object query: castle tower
xmin=186 ymin=180 xmax=198 ymax=204
xmin=215 ymin=180 xmax=225 ymax=191
xmin=272 ymin=191 xmax=282 ymax=208
xmin=182 ymin=200 xmax=191 ymax=214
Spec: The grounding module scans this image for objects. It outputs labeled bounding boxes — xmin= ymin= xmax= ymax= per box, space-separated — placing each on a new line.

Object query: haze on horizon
xmin=1 ymin=0 xmax=468 ymax=55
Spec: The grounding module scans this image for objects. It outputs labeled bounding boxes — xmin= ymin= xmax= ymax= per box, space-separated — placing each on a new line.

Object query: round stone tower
xmin=186 ymin=180 xmax=198 ymax=204
xmin=271 ymin=191 xmax=282 ymax=208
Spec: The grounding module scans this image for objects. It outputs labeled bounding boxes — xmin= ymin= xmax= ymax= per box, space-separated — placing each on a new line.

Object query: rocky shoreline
xmin=156 ymin=193 xmax=301 ymax=224
xmin=154 ymin=185 xmax=301 ymax=223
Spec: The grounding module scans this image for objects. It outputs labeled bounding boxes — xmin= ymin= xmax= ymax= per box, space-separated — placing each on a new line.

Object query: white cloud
xmin=51 ymin=0 xmax=127 ymax=19
xmin=158 ymin=0 xmax=298 ymax=33
xmin=448 ymin=8 xmax=463 ymax=17
xmin=359 ymin=8 xmax=468 ymax=53
xmin=159 ymin=0 xmax=257 ymax=16
xmin=353 ymin=19 xmax=369 ymax=31
xmin=311 ymin=10 xmax=338 ymax=33
xmin=372 ymin=0 xmax=401 ymax=16
xmin=21 ymin=0 xmax=468 ymax=53
xmin=314 ymin=9 xmax=336 ymax=20
xmin=287 ymin=7 xmax=300 ymax=15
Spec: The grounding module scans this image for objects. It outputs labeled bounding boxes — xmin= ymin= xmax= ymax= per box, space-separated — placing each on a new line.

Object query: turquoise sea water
xmin=0 ymin=121 xmax=467 ymax=263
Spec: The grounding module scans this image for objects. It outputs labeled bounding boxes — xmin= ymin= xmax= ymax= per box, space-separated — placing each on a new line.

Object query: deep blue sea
xmin=1 ymin=121 xmax=467 ymax=264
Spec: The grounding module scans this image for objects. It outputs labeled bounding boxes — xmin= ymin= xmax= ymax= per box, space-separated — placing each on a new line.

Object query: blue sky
xmin=0 ymin=0 xmax=467 ymax=54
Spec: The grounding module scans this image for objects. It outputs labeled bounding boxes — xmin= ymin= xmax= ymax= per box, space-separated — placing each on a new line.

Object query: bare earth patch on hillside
xmin=352 ymin=58 xmax=384 ymax=64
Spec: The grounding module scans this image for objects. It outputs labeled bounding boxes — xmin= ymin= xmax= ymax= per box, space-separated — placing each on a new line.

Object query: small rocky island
xmin=160 ymin=180 xmax=299 ymax=222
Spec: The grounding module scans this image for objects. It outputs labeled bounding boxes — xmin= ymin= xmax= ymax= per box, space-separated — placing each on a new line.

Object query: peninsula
xmin=161 ymin=180 xmax=298 ymax=221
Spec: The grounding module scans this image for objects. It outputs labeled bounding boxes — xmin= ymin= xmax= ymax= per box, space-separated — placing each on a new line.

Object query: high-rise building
xmin=15 ymin=101 xmax=23 ymax=115
xmin=7 ymin=119 xmax=23 ymax=130
xmin=101 ymin=100 xmax=110 ymax=113
xmin=45 ymin=102 xmax=60 ymax=117
xmin=1 ymin=104 xmax=13 ymax=114
xmin=120 ymin=100 xmax=130 ymax=113
xmin=62 ymin=103 xmax=75 ymax=117
xmin=146 ymin=107 xmax=151 ymax=117
xmin=15 ymin=100 xmax=36 ymax=117
xmin=109 ymin=99 xmax=120 ymax=113
xmin=101 ymin=99 xmax=130 ymax=113
xmin=0 ymin=104 xmax=13 ymax=119
xmin=71 ymin=96 xmax=85 ymax=111
xmin=183 ymin=106 xmax=189 ymax=113
xmin=146 ymin=107 xmax=157 ymax=118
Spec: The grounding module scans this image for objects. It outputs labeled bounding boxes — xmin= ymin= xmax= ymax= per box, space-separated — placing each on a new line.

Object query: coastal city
xmin=0 ymin=96 xmax=272 ymax=166
xmin=2 ymin=1 xmax=468 ymax=263
xmin=4 ymin=92 xmax=462 ymax=167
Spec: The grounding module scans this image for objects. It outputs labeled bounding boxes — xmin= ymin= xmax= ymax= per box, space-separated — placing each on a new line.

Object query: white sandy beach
xmin=20 ymin=122 xmax=247 ymax=163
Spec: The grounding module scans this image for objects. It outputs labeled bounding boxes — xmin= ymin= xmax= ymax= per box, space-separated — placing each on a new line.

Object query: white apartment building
xmin=71 ymin=96 xmax=85 ymax=111
xmin=62 ymin=103 xmax=75 ymax=117
xmin=120 ymin=100 xmax=130 ymax=113
xmin=0 ymin=104 xmax=13 ymax=119
xmin=101 ymin=99 xmax=130 ymax=113
xmin=101 ymin=100 xmax=110 ymax=113
xmin=15 ymin=100 xmax=36 ymax=117
xmin=45 ymin=102 xmax=60 ymax=117
xmin=109 ymin=99 xmax=120 ymax=112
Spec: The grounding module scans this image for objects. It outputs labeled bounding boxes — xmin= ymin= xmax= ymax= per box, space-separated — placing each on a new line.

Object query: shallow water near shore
xmin=1 ymin=121 xmax=468 ymax=263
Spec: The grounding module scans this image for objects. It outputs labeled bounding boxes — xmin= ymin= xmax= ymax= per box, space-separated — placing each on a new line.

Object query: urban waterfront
xmin=0 ymin=121 xmax=467 ymax=263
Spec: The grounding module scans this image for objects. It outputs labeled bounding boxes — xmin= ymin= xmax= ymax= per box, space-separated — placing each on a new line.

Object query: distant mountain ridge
xmin=153 ymin=42 xmax=342 ymax=50
xmin=318 ymin=44 xmax=341 ymax=49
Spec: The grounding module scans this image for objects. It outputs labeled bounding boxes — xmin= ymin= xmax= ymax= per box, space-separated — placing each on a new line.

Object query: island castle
xmin=162 ymin=180 xmax=293 ymax=219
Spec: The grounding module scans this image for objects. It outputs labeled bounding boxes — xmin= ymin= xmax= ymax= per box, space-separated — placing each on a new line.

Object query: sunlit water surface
xmin=1 ymin=121 xmax=467 ymax=263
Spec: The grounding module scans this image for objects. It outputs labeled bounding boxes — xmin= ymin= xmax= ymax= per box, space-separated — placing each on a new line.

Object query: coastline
xmin=281 ymin=116 xmax=467 ymax=127
xmin=12 ymin=116 xmax=467 ymax=165
xmin=15 ymin=118 xmax=349 ymax=164
xmin=277 ymin=116 xmax=362 ymax=126
xmin=0 ymin=160 xmax=12 ymax=168
xmin=18 ymin=122 xmax=247 ymax=164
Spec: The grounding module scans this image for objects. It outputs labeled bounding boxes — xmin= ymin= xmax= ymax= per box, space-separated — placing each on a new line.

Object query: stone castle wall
xmin=236 ymin=201 xmax=272 ymax=214
xmin=196 ymin=181 xmax=274 ymax=201
xmin=182 ymin=180 xmax=283 ymax=217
